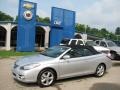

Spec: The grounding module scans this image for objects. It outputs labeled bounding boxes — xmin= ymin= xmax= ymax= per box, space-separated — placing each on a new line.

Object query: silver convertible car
xmin=12 ymin=46 xmax=112 ymax=87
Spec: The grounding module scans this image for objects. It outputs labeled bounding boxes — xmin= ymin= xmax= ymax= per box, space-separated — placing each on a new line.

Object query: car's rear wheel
xmin=95 ymin=64 xmax=106 ymax=77
xmin=37 ymin=69 xmax=56 ymax=87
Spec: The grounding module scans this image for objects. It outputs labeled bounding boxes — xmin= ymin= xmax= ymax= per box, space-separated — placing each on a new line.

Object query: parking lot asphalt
xmin=0 ymin=57 xmax=120 ymax=90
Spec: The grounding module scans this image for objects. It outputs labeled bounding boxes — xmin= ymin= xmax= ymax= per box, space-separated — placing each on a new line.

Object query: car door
xmin=58 ymin=47 xmax=97 ymax=78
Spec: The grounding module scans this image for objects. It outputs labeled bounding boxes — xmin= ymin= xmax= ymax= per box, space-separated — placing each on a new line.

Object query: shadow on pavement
xmin=112 ymin=61 xmax=120 ymax=67
xmin=14 ymin=79 xmax=38 ymax=87
xmin=14 ymin=79 xmax=62 ymax=90
xmin=90 ymin=82 xmax=120 ymax=90
xmin=56 ymin=74 xmax=95 ymax=84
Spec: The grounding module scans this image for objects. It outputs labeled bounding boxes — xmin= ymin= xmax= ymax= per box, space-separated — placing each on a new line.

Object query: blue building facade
xmin=16 ymin=0 xmax=76 ymax=51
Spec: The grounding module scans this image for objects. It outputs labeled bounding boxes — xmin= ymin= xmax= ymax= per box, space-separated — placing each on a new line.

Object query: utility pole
xmin=85 ymin=25 xmax=87 ymax=34
xmin=106 ymin=34 xmax=110 ymax=40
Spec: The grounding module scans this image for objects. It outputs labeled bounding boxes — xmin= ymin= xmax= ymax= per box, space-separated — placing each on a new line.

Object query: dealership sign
xmin=17 ymin=0 xmax=37 ymax=51
xmin=23 ymin=10 xmax=33 ymax=20
xmin=23 ymin=3 xmax=34 ymax=20
xmin=54 ymin=20 xmax=62 ymax=26
xmin=23 ymin=3 xmax=34 ymax=9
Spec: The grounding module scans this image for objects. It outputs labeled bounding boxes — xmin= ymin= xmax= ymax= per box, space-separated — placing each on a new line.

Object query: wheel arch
xmin=37 ymin=67 xmax=58 ymax=80
xmin=98 ymin=63 xmax=106 ymax=70
xmin=110 ymin=50 xmax=117 ymax=54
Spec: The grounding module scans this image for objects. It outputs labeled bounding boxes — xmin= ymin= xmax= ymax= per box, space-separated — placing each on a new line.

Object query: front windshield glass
xmin=107 ymin=41 xmax=117 ymax=47
xmin=86 ymin=41 xmax=97 ymax=46
xmin=41 ymin=46 xmax=69 ymax=58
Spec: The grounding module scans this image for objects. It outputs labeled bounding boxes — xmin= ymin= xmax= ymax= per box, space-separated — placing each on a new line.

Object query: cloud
xmin=37 ymin=10 xmax=49 ymax=18
xmin=58 ymin=0 xmax=74 ymax=10
xmin=77 ymin=0 xmax=120 ymax=32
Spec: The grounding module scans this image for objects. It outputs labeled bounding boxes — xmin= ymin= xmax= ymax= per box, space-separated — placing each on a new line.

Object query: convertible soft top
xmin=65 ymin=45 xmax=100 ymax=54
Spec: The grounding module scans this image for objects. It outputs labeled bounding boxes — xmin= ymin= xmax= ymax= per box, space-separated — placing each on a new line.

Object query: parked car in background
xmin=68 ymin=39 xmax=85 ymax=45
xmin=60 ymin=39 xmax=110 ymax=54
xmin=113 ymin=40 xmax=120 ymax=47
xmin=95 ymin=39 xmax=120 ymax=60
xmin=60 ymin=38 xmax=70 ymax=45
xmin=85 ymin=40 xmax=110 ymax=53
xmin=12 ymin=45 xmax=112 ymax=87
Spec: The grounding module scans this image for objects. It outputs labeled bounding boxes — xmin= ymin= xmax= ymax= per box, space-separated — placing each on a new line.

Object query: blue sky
xmin=0 ymin=0 xmax=120 ymax=32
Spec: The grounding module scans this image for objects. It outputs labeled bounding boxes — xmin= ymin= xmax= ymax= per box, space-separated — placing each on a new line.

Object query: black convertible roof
xmin=65 ymin=45 xmax=100 ymax=54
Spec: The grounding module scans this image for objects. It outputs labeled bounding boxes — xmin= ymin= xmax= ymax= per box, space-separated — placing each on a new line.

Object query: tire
xmin=37 ymin=69 xmax=56 ymax=87
xmin=95 ymin=64 xmax=106 ymax=77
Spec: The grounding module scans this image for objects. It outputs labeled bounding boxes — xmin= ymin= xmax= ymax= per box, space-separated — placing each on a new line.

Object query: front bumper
xmin=12 ymin=67 xmax=39 ymax=83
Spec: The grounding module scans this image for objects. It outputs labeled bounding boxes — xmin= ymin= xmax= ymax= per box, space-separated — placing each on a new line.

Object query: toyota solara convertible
xmin=12 ymin=45 xmax=112 ymax=87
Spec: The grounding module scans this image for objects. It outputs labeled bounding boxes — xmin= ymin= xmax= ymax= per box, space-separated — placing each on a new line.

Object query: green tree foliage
xmin=36 ymin=15 xmax=50 ymax=24
xmin=75 ymin=23 xmax=85 ymax=33
xmin=0 ymin=11 xmax=13 ymax=21
xmin=75 ymin=23 xmax=119 ymax=40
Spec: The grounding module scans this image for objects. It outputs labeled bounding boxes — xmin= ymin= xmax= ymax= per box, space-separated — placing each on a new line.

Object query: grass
xmin=0 ymin=50 xmax=38 ymax=58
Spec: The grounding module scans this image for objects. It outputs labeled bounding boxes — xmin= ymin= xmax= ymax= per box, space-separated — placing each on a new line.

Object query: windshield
xmin=41 ymin=46 xmax=69 ymax=58
xmin=86 ymin=41 xmax=97 ymax=46
xmin=107 ymin=41 xmax=117 ymax=47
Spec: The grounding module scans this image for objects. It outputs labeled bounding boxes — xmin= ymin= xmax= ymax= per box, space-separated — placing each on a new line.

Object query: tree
xmin=36 ymin=15 xmax=50 ymax=24
xmin=75 ymin=23 xmax=86 ymax=33
xmin=43 ymin=17 xmax=50 ymax=24
xmin=100 ymin=28 xmax=109 ymax=39
xmin=0 ymin=11 xmax=13 ymax=21
xmin=115 ymin=27 xmax=120 ymax=35
xmin=75 ymin=23 xmax=119 ymax=40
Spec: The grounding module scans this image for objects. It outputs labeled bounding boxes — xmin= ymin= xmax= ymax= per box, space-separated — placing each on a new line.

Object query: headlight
xmin=20 ymin=63 xmax=40 ymax=70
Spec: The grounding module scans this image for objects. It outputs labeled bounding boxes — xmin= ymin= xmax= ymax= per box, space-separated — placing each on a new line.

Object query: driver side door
xmin=58 ymin=48 xmax=87 ymax=78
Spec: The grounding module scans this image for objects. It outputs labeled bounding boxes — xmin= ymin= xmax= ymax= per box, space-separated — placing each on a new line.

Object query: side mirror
xmin=63 ymin=55 xmax=70 ymax=59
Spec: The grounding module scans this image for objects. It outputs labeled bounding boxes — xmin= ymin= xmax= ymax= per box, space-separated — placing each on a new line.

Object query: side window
xmin=65 ymin=48 xmax=94 ymax=58
xmin=100 ymin=41 xmax=107 ymax=47
xmin=65 ymin=49 xmax=83 ymax=58
xmin=77 ymin=40 xmax=84 ymax=45
xmin=70 ymin=40 xmax=77 ymax=45
xmin=95 ymin=41 xmax=99 ymax=45
xmin=83 ymin=49 xmax=93 ymax=56
xmin=77 ymin=48 xmax=94 ymax=57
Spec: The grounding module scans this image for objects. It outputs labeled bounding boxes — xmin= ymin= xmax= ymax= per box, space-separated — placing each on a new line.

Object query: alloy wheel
xmin=96 ymin=64 xmax=105 ymax=77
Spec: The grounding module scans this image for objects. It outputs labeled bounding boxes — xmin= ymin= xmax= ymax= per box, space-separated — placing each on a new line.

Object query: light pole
xmin=106 ymin=34 xmax=110 ymax=40
xmin=85 ymin=25 xmax=88 ymax=34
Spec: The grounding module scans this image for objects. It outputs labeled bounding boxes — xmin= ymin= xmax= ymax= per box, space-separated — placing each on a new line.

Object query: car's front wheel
xmin=95 ymin=64 xmax=106 ymax=77
xmin=37 ymin=69 xmax=56 ymax=87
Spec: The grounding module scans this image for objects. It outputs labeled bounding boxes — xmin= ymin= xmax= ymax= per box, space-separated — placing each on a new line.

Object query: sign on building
xmin=17 ymin=0 xmax=37 ymax=51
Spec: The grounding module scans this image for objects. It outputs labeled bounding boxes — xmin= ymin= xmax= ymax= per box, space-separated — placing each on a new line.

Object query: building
xmin=0 ymin=21 xmax=50 ymax=51
xmin=0 ymin=21 xmax=102 ymax=51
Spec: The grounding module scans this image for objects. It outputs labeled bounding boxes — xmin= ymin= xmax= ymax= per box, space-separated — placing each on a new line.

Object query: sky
xmin=0 ymin=0 xmax=120 ymax=33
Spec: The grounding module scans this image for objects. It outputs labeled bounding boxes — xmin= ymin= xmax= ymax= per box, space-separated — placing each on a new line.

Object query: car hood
xmin=15 ymin=54 xmax=53 ymax=66
xmin=108 ymin=46 xmax=120 ymax=53
xmin=93 ymin=46 xmax=109 ymax=52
